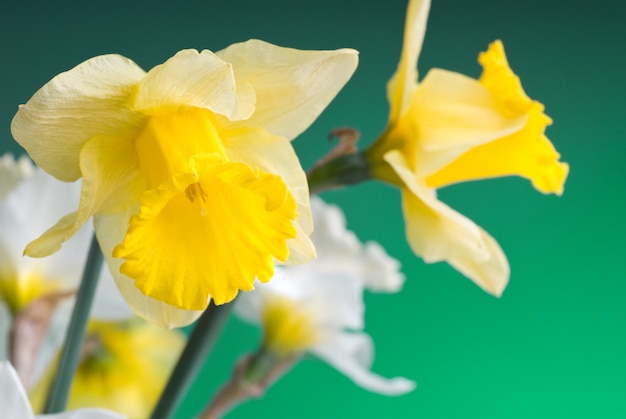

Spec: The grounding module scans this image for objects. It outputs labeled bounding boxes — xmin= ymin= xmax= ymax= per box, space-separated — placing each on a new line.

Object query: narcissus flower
xmin=0 ymin=361 xmax=124 ymax=419
xmin=365 ymin=0 xmax=568 ymax=296
xmin=11 ymin=40 xmax=359 ymax=327
xmin=236 ymin=198 xmax=414 ymax=396
xmin=29 ymin=319 xmax=184 ymax=419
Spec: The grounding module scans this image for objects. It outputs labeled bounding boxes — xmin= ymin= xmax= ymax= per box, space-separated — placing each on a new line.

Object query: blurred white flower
xmin=0 ymin=154 xmax=131 ymax=387
xmin=236 ymin=197 xmax=414 ymax=396
xmin=0 ymin=360 xmax=125 ymax=419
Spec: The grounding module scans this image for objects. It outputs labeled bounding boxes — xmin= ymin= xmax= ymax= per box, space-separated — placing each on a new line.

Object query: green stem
xmin=306 ymin=151 xmax=371 ymax=195
xmin=44 ymin=234 xmax=103 ymax=413
xmin=151 ymin=301 xmax=234 ymax=419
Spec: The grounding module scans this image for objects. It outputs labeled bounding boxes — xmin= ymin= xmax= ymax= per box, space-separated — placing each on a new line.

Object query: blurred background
xmin=1 ymin=0 xmax=625 ymax=417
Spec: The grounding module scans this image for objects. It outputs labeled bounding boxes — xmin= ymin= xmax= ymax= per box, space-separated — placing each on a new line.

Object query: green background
xmin=1 ymin=0 xmax=625 ymax=417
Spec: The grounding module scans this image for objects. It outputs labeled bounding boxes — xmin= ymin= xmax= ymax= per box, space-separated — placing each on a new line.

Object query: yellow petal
xmin=11 ymin=55 xmax=145 ymax=182
xmin=113 ymin=155 xmax=298 ymax=310
xmin=222 ymin=126 xmax=315 ymax=264
xmin=399 ymin=68 xmax=527 ymax=177
xmin=263 ymin=296 xmax=321 ymax=356
xmin=94 ymin=211 xmax=203 ymax=329
xmin=426 ymin=40 xmax=569 ymax=194
xmin=131 ymin=49 xmax=255 ymax=121
xmin=217 ymin=39 xmax=359 ymax=140
xmin=24 ymin=135 xmax=143 ymax=258
xmin=449 ymin=228 xmax=510 ymax=297
xmin=385 ymin=150 xmax=488 ymax=263
xmin=386 ymin=0 xmax=431 ymax=123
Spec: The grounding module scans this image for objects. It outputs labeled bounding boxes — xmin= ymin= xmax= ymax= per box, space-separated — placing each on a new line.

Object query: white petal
xmin=312 ymin=332 xmax=416 ymax=396
xmin=0 ymin=153 xmax=34 ymax=200
xmin=0 ymin=361 xmax=35 ymax=418
xmin=94 ymin=211 xmax=203 ymax=329
xmin=217 ymin=39 xmax=358 ymax=140
xmin=360 ymin=241 xmax=405 ymax=293
xmin=132 ymin=49 xmax=254 ymax=121
xmin=37 ymin=409 xmax=126 ymax=419
xmin=11 ymin=54 xmax=146 ymax=182
xmin=387 ymin=0 xmax=431 ymax=122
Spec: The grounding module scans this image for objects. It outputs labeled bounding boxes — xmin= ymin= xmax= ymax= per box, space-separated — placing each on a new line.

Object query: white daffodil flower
xmin=236 ymin=197 xmax=414 ymax=396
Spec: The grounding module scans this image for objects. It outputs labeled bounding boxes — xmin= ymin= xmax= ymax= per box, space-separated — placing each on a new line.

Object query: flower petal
xmin=426 ymin=40 xmax=569 ymax=195
xmin=0 ymin=361 xmax=35 ymax=418
xmin=94 ymin=211 xmax=203 ymax=329
xmin=11 ymin=54 xmax=145 ymax=182
xmin=0 ymin=301 xmax=11 ymax=360
xmin=449 ymin=228 xmax=510 ymax=297
xmin=217 ymin=39 xmax=358 ymax=140
xmin=37 ymin=409 xmax=126 ymax=419
xmin=404 ymin=68 xmax=527 ymax=177
xmin=222 ymin=126 xmax=315 ymax=264
xmin=0 ymin=154 xmax=33 ymax=200
xmin=312 ymin=332 xmax=416 ymax=396
xmin=385 ymin=150 xmax=488 ymax=263
xmin=113 ymin=155 xmax=298 ymax=310
xmin=387 ymin=0 xmax=431 ymax=123
xmin=132 ymin=49 xmax=255 ymax=121
xmin=24 ymin=135 xmax=143 ymax=258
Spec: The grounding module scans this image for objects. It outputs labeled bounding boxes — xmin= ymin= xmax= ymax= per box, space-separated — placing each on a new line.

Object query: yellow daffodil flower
xmin=365 ymin=0 xmax=568 ymax=296
xmin=11 ymin=40 xmax=358 ymax=327
xmin=29 ymin=318 xmax=184 ymax=418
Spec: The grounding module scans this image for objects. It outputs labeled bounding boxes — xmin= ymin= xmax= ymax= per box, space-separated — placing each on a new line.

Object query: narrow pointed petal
xmin=217 ymin=39 xmax=358 ymax=140
xmin=449 ymin=228 xmax=510 ymax=297
xmin=404 ymin=69 xmax=527 ymax=177
xmin=24 ymin=135 xmax=143 ymax=258
xmin=312 ymin=332 xmax=416 ymax=396
xmin=387 ymin=0 xmax=431 ymax=123
xmin=385 ymin=150 xmax=488 ymax=263
xmin=94 ymin=211 xmax=203 ymax=329
xmin=132 ymin=49 xmax=255 ymax=121
xmin=222 ymin=127 xmax=315 ymax=264
xmin=11 ymin=55 xmax=145 ymax=182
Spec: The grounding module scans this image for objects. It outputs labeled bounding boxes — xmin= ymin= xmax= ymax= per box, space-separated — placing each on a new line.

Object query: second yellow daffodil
xmin=11 ymin=40 xmax=358 ymax=328
xmin=366 ymin=0 xmax=568 ymax=296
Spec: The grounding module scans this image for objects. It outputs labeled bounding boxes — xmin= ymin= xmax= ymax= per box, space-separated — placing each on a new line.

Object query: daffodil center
xmin=0 ymin=274 xmax=60 ymax=314
xmin=135 ymin=107 xmax=227 ymax=189
xmin=263 ymin=296 xmax=321 ymax=357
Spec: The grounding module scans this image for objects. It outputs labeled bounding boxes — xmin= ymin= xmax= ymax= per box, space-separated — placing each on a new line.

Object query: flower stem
xmin=151 ymin=301 xmax=234 ymax=419
xmin=43 ymin=234 xmax=103 ymax=413
xmin=306 ymin=151 xmax=371 ymax=195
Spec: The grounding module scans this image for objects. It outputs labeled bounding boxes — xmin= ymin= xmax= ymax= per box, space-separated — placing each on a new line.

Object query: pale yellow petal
xmin=385 ymin=150 xmax=488 ymax=263
xmin=11 ymin=55 xmax=146 ymax=181
xmin=131 ymin=49 xmax=255 ymax=121
xmin=405 ymin=68 xmax=527 ymax=177
xmin=386 ymin=0 xmax=431 ymax=123
xmin=217 ymin=39 xmax=358 ymax=140
xmin=222 ymin=126 xmax=315 ymax=263
xmin=449 ymin=228 xmax=510 ymax=297
xmin=24 ymin=135 xmax=143 ymax=258
xmin=94 ymin=211 xmax=203 ymax=329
